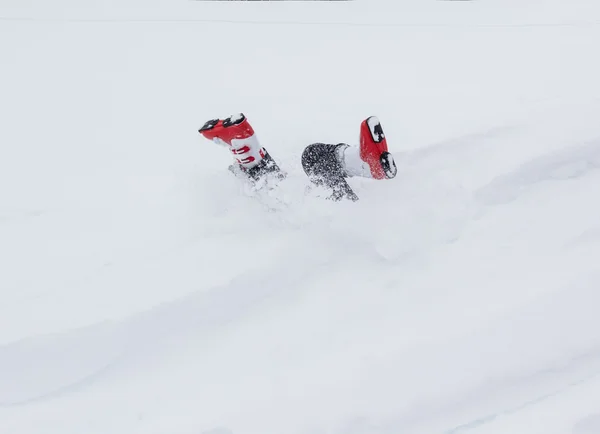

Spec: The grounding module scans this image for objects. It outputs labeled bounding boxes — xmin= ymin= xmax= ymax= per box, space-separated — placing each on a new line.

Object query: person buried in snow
xmin=198 ymin=113 xmax=397 ymax=201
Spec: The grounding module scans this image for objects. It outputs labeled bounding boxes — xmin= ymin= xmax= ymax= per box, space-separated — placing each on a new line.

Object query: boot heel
xmin=199 ymin=118 xmax=220 ymax=133
xmin=222 ymin=113 xmax=246 ymax=128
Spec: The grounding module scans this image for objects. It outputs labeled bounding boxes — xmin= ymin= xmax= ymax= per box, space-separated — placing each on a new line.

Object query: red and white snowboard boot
xmin=199 ymin=113 xmax=283 ymax=181
xmin=359 ymin=116 xmax=397 ymax=180
xmin=339 ymin=116 xmax=398 ymax=180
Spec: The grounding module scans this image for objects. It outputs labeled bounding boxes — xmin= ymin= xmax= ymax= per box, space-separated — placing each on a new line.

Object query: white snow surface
xmin=1 ymin=0 xmax=600 ymax=433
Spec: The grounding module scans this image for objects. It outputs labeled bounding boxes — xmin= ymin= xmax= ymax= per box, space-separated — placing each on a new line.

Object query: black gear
xmin=243 ymin=151 xmax=285 ymax=182
xmin=301 ymin=143 xmax=358 ymax=202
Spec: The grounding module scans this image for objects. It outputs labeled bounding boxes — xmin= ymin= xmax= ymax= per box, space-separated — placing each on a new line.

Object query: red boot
xmin=199 ymin=113 xmax=266 ymax=169
xmin=359 ymin=116 xmax=397 ymax=180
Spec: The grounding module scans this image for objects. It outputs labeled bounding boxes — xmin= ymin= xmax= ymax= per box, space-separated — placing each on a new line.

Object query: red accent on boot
xmin=200 ymin=116 xmax=255 ymax=145
xmin=359 ymin=117 xmax=389 ymax=180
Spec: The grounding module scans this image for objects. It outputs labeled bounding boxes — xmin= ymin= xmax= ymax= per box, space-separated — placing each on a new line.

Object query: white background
xmin=1 ymin=1 xmax=600 ymax=433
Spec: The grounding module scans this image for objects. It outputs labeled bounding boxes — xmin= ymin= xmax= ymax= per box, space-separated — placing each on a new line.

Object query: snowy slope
xmin=1 ymin=1 xmax=600 ymax=433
